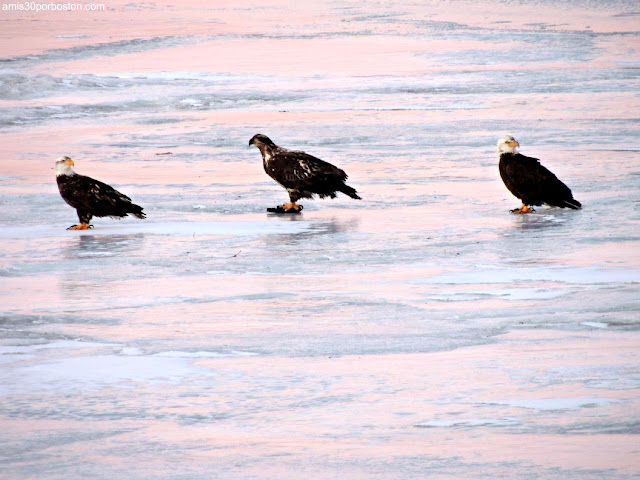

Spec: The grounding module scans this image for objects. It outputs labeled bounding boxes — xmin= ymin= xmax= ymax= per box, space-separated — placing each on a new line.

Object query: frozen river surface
xmin=1 ymin=1 xmax=639 ymax=478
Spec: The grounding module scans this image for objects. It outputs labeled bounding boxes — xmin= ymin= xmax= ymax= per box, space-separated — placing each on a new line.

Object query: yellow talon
xmin=67 ymin=223 xmax=93 ymax=230
xmin=510 ymin=204 xmax=533 ymax=214
xmin=279 ymin=202 xmax=302 ymax=212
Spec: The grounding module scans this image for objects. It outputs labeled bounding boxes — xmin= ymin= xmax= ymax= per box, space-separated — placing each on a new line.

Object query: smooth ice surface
xmin=1 ymin=1 xmax=639 ymax=479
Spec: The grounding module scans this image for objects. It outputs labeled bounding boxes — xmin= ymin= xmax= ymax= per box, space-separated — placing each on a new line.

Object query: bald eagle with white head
xmin=55 ymin=156 xmax=146 ymax=230
xmin=497 ymin=136 xmax=581 ymax=214
xmin=249 ymin=134 xmax=361 ymax=213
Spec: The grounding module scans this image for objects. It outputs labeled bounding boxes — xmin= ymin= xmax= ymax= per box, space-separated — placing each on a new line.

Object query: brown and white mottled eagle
xmin=497 ymin=136 xmax=581 ymax=214
xmin=249 ymin=134 xmax=361 ymax=213
xmin=55 ymin=156 xmax=146 ymax=230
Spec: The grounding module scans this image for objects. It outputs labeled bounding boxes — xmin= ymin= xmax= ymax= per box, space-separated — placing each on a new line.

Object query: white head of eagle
xmin=55 ymin=156 xmax=76 ymax=176
xmin=497 ymin=135 xmax=520 ymax=155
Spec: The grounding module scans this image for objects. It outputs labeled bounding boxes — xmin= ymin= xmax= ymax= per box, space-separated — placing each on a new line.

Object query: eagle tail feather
xmin=563 ymin=198 xmax=581 ymax=209
xmin=340 ymin=184 xmax=361 ymax=200
xmin=129 ymin=204 xmax=146 ymax=219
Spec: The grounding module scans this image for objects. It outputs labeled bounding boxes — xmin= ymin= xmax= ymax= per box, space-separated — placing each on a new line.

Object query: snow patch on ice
xmin=120 ymin=347 xmax=144 ymax=356
xmin=414 ymin=265 xmax=640 ymax=285
xmin=488 ymin=397 xmax=621 ymax=410
xmin=0 ymin=339 xmax=117 ymax=355
xmin=581 ymin=321 xmax=609 ymax=329
xmin=0 ymin=355 xmax=213 ymax=394
xmin=153 ymin=350 xmax=259 ymax=358
xmin=415 ymin=417 xmax=520 ymax=428
xmin=55 ymin=35 xmax=93 ymax=39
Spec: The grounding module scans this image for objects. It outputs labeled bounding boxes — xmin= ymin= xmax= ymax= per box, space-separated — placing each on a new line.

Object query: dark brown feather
xmin=57 ymin=173 xmax=146 ymax=224
xmin=499 ymin=153 xmax=581 ymax=209
xmin=265 ymin=150 xmax=360 ymax=202
xmin=250 ymin=134 xmax=360 ymax=204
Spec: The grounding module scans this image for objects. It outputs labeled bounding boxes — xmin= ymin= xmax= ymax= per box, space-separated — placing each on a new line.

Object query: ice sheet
xmin=1 ymin=1 xmax=639 ymax=479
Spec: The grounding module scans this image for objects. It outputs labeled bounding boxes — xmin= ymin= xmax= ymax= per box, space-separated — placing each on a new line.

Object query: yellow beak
xmin=66 ymin=158 xmax=75 ymax=166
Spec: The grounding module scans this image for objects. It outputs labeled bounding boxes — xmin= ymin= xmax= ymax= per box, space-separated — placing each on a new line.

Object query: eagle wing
xmin=267 ymin=150 xmax=347 ymax=191
xmin=59 ymin=174 xmax=136 ymax=215
xmin=501 ymin=153 xmax=575 ymax=207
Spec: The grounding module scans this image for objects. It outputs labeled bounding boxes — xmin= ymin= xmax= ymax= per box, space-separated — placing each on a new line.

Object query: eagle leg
xmin=67 ymin=223 xmax=94 ymax=230
xmin=267 ymin=202 xmax=303 ymax=214
xmin=510 ymin=204 xmax=534 ymax=214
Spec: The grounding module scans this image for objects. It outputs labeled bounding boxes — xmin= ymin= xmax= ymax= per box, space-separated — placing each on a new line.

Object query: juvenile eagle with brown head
xmin=497 ymin=136 xmax=581 ymax=214
xmin=249 ymin=134 xmax=361 ymax=213
xmin=55 ymin=156 xmax=146 ymax=230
